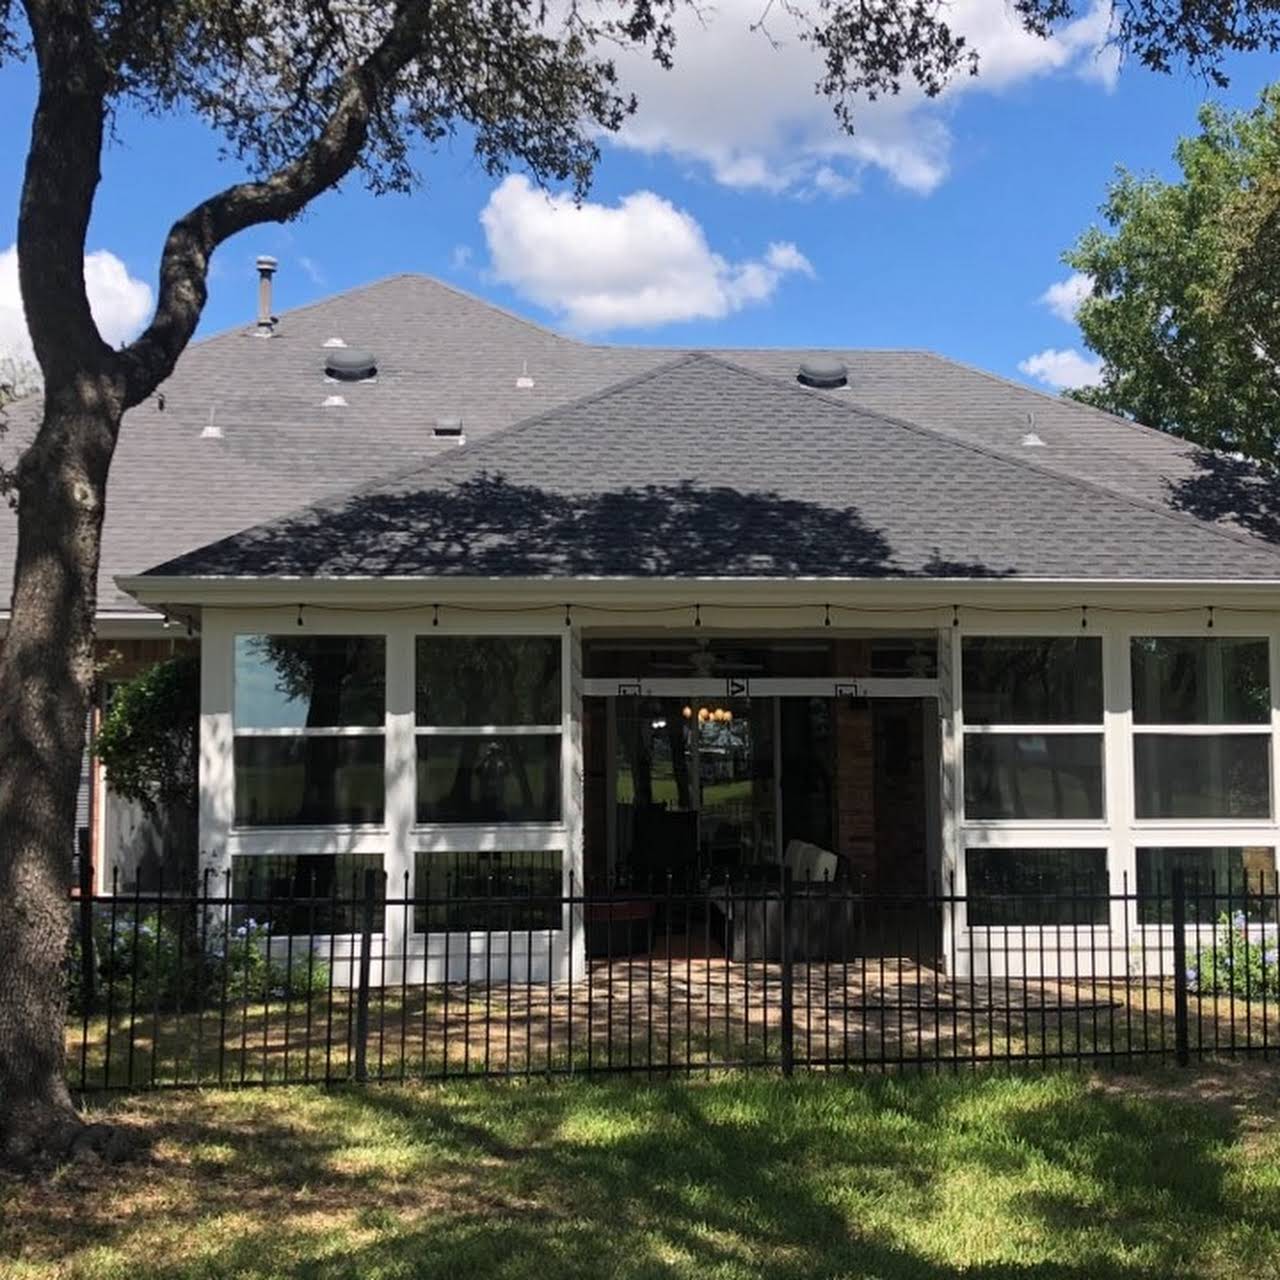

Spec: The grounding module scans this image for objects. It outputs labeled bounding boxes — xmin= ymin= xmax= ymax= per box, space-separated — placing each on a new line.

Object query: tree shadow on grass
xmin=5 ymin=1072 xmax=1273 ymax=1280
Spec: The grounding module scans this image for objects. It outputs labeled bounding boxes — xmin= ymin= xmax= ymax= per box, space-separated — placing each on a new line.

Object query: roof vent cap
xmin=433 ymin=416 xmax=464 ymax=440
xmin=516 ymin=360 xmax=535 ymax=389
xmin=797 ymin=357 xmax=848 ymax=390
xmin=322 ymin=394 xmax=348 ymax=408
xmin=1021 ymin=432 xmax=1046 ymax=448
xmin=323 ymin=337 xmax=347 ymax=349
xmin=324 ymin=348 xmax=377 ymax=381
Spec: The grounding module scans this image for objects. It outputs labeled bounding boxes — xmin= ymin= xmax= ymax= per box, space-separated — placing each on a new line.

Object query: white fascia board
xmin=116 ymin=573 xmax=1280 ymax=614
xmin=0 ymin=609 xmax=172 ymax=639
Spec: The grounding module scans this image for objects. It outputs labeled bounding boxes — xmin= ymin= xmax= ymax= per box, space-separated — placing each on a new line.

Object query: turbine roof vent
xmin=324 ymin=347 xmax=377 ymax=381
xmin=796 ymin=358 xmax=848 ymax=390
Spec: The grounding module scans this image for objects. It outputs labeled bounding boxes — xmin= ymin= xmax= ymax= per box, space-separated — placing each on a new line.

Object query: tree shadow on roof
xmin=1165 ymin=451 xmax=1280 ymax=546
xmin=153 ymin=472 xmax=1016 ymax=580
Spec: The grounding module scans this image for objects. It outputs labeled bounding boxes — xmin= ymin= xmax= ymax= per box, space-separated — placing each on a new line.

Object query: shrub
xmin=1186 ymin=911 xmax=1280 ymax=998
xmin=68 ymin=905 xmax=331 ymax=1016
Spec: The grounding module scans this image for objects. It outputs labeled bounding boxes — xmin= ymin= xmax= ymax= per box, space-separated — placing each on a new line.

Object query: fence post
xmin=1171 ymin=867 xmax=1190 ymax=1067
xmin=780 ymin=865 xmax=794 ymax=1078
xmin=354 ymin=868 xmax=376 ymax=1083
xmin=78 ymin=841 xmax=95 ymax=1014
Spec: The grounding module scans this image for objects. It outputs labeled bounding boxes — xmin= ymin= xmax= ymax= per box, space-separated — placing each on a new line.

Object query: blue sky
xmin=0 ymin=3 xmax=1274 ymax=390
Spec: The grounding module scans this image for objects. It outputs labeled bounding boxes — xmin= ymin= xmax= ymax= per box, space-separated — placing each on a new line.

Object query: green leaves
xmin=1066 ymin=87 xmax=1280 ymax=466
xmin=94 ymin=652 xmax=200 ymax=817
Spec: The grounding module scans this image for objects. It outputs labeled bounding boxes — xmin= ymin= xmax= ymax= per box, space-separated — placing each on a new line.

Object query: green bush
xmin=1187 ymin=911 xmax=1280 ymax=998
xmin=68 ymin=905 xmax=331 ymax=1016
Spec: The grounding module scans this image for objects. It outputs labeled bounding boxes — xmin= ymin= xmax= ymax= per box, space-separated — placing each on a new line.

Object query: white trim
xmin=413 ymin=724 xmax=562 ymax=736
xmin=581 ymin=675 xmax=938 ymax=699
xmin=233 ymin=725 xmax=384 ymax=737
xmin=962 ymin=723 xmax=1105 ymax=735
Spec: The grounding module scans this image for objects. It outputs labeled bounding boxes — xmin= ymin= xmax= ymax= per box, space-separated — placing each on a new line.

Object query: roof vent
xmin=433 ymin=416 xmax=464 ymax=442
xmin=1021 ymin=432 xmax=1046 ymax=448
xmin=797 ymin=358 xmax=848 ymax=390
xmin=323 ymin=337 xmax=347 ymax=349
xmin=516 ymin=360 xmax=535 ymax=389
xmin=200 ymin=408 xmax=223 ymax=440
xmin=324 ymin=348 xmax=377 ymax=381
xmin=322 ymin=394 xmax=348 ymax=408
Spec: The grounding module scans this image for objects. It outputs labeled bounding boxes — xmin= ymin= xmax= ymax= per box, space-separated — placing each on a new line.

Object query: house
xmin=8 ymin=264 xmax=1280 ymax=978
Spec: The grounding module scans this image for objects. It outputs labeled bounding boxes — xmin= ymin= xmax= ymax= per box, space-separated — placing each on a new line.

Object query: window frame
xmin=412 ymin=634 xmax=566 ymax=829
xmin=230 ymin=631 xmax=389 ymax=833
xmin=958 ymin=632 xmax=1108 ymax=831
xmin=1127 ymin=633 xmax=1275 ymax=830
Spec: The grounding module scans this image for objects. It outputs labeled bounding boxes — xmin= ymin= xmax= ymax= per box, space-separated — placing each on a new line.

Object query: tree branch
xmin=115 ymin=0 xmax=433 ymax=409
xmin=18 ymin=0 xmax=112 ymax=390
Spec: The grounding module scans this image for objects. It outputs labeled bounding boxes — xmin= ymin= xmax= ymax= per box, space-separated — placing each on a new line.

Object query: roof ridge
xmin=693 ymin=352 xmax=1280 ymax=567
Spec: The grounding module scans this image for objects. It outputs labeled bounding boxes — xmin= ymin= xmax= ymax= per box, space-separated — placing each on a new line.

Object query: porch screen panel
xmin=232 ymin=635 xmax=386 ymax=827
xmin=1131 ymin=638 xmax=1272 ymax=821
xmin=414 ymin=636 xmax=563 ymax=824
xmin=961 ymin=636 xmax=1104 ymax=821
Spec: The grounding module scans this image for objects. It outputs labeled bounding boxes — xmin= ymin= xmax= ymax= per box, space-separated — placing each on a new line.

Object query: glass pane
xmin=234 ymin=736 xmax=385 ymax=825
xmin=962 ymin=637 xmax=1102 ymax=725
xmin=1136 ymin=847 xmax=1277 ymax=924
xmin=416 ymin=637 xmax=560 ymax=725
xmin=966 ymin=848 xmax=1108 ymax=926
xmin=1131 ymin=637 xmax=1270 ymax=725
xmin=416 ymin=735 xmax=561 ymax=823
xmin=231 ymin=853 xmax=386 ymax=933
xmin=235 ymin=635 xmax=384 ymax=728
xmin=1133 ymin=734 xmax=1271 ymax=819
xmin=964 ymin=733 xmax=1104 ymax=820
xmin=413 ymin=850 xmax=562 ymax=932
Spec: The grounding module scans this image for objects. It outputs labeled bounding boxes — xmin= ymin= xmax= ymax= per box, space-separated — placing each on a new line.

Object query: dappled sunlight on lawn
xmin=5 ymin=1066 xmax=1280 ymax=1278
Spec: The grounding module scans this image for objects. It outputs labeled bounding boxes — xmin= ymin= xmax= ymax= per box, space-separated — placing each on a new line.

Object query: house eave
xmin=116 ymin=573 xmax=1280 ymax=617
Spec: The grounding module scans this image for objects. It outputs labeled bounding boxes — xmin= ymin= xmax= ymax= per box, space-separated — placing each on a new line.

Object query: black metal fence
xmin=65 ymin=865 xmax=1280 ymax=1092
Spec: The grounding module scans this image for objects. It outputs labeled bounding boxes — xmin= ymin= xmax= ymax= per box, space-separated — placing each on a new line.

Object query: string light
xmin=564 ymin=603 xmax=572 ymax=627
xmin=1207 ymin=605 xmax=1215 ymax=630
xmin=1081 ymin=605 xmax=1088 ymax=630
xmin=824 ymin=604 xmax=831 ymax=627
xmin=952 ymin=605 xmax=960 ymax=629
xmin=432 ymin=603 xmax=439 ymax=627
xmin=694 ymin=604 xmax=702 ymax=628
xmin=296 ymin=604 xmax=304 ymax=627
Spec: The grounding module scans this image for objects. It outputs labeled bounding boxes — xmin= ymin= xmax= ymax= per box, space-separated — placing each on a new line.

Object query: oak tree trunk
xmin=0 ymin=382 xmax=119 ymax=1165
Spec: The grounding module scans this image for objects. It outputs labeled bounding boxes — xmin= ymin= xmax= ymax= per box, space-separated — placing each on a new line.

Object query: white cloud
xmin=1039 ymin=272 xmax=1094 ymax=323
xmin=1019 ymin=347 xmax=1103 ymax=389
xmin=449 ymin=244 xmax=473 ymax=272
xmin=297 ymin=255 xmax=326 ymax=286
xmin=0 ymin=244 xmax=152 ymax=367
xmin=605 ymin=0 xmax=1119 ymax=196
xmin=480 ymin=175 xmax=813 ymax=331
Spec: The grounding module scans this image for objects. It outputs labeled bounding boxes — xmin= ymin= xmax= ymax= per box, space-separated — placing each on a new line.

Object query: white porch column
xmin=938 ymin=624 xmax=962 ymax=977
xmin=198 ymin=610 xmax=235 ymax=890
xmin=383 ymin=623 xmax=416 ymax=979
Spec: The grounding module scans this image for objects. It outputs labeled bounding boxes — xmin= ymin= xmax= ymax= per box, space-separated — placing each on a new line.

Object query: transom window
xmin=1131 ymin=637 xmax=1272 ymax=821
xmin=233 ymin=635 xmax=386 ymax=826
xmin=415 ymin=636 xmax=562 ymax=824
xmin=961 ymin=637 xmax=1105 ymax=821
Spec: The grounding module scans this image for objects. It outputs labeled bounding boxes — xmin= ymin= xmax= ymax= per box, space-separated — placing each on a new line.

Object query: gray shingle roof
xmin=142 ymin=353 xmax=1280 ymax=583
xmin=3 ymin=273 xmax=1277 ymax=607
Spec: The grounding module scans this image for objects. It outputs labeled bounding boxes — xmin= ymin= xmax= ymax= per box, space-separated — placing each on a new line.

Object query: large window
xmin=412 ymin=850 xmax=562 ymax=932
xmin=1131 ymin=638 xmax=1272 ymax=820
xmin=965 ymin=848 xmax=1108 ymax=926
xmin=961 ymin=637 xmax=1104 ymax=821
xmin=231 ymin=853 xmax=387 ymax=934
xmin=233 ymin=635 xmax=385 ymax=826
xmin=415 ymin=637 xmax=562 ymax=824
xmin=1136 ymin=847 xmax=1278 ymax=924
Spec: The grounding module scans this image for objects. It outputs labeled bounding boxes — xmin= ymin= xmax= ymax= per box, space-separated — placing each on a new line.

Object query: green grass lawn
xmin=6 ymin=1066 xmax=1280 ymax=1279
